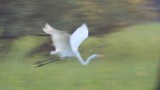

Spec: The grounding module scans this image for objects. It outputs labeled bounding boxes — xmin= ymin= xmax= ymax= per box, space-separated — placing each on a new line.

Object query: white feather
xmin=70 ymin=23 xmax=88 ymax=51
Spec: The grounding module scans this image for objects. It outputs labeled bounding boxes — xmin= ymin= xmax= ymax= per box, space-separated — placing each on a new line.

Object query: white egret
xmin=43 ymin=23 xmax=101 ymax=65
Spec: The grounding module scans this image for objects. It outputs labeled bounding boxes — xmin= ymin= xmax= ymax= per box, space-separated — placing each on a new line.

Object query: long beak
xmin=98 ymin=54 xmax=105 ymax=58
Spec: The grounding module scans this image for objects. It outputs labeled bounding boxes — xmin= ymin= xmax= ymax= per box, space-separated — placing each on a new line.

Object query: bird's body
xmin=43 ymin=23 xmax=100 ymax=65
xmin=43 ymin=24 xmax=75 ymax=58
xmin=50 ymin=31 xmax=74 ymax=58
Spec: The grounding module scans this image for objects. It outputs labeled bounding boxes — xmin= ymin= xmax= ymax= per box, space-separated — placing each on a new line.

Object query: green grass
xmin=0 ymin=23 xmax=159 ymax=90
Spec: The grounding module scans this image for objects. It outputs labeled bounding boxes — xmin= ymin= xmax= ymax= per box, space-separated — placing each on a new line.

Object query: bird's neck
xmin=84 ymin=54 xmax=97 ymax=65
xmin=75 ymin=52 xmax=96 ymax=65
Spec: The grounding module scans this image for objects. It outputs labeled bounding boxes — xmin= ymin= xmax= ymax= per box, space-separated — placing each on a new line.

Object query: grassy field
xmin=0 ymin=23 xmax=159 ymax=90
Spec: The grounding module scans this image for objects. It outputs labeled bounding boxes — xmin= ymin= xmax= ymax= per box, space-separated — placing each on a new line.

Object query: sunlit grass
xmin=0 ymin=23 xmax=159 ymax=90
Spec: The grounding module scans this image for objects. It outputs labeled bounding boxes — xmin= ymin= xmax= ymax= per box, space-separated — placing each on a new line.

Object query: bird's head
xmin=91 ymin=54 xmax=105 ymax=59
xmin=97 ymin=54 xmax=105 ymax=58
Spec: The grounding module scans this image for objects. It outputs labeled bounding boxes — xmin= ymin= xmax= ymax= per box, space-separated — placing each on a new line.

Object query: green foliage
xmin=0 ymin=23 xmax=159 ymax=90
xmin=105 ymin=23 xmax=160 ymax=60
xmin=0 ymin=36 xmax=47 ymax=62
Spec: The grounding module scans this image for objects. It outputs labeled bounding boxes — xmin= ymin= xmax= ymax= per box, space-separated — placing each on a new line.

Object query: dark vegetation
xmin=0 ymin=0 xmax=158 ymax=38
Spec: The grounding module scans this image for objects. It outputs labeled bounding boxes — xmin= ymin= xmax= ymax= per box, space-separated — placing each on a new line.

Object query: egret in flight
xmin=38 ymin=23 xmax=102 ymax=66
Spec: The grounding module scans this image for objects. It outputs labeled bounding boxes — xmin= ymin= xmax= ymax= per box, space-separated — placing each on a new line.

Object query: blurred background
xmin=0 ymin=0 xmax=160 ymax=90
xmin=0 ymin=0 xmax=159 ymax=37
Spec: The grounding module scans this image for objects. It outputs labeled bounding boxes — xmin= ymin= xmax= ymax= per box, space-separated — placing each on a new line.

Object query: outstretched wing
xmin=70 ymin=23 xmax=89 ymax=51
